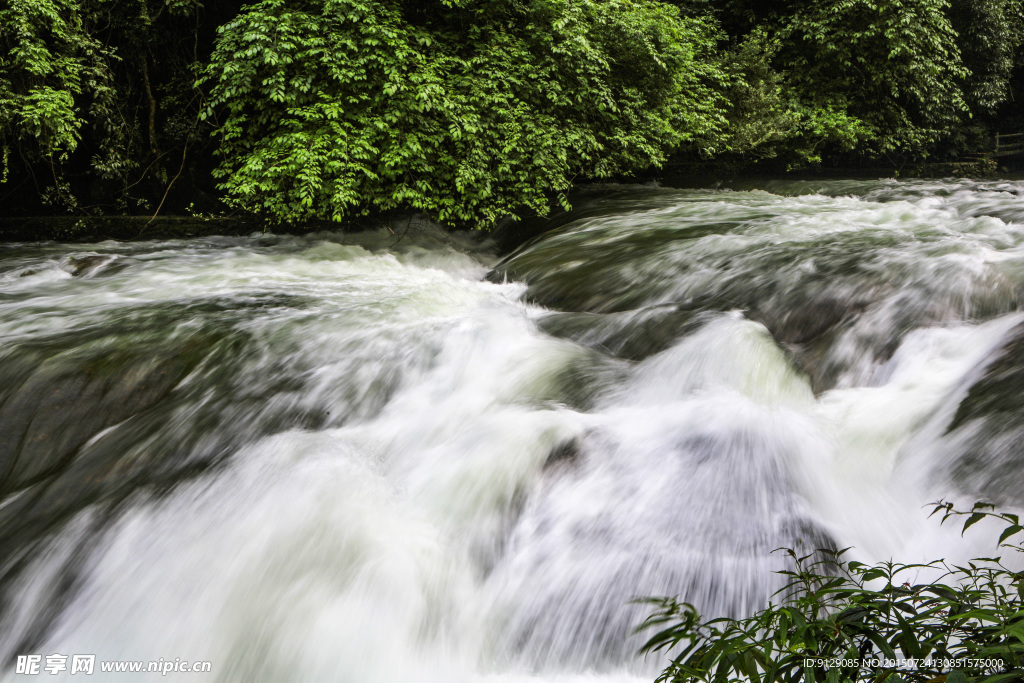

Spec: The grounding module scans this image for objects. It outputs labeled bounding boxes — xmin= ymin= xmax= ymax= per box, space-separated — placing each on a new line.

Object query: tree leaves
xmin=781 ymin=0 xmax=969 ymax=157
xmin=202 ymin=0 xmax=731 ymax=228
xmin=640 ymin=502 xmax=1024 ymax=682
xmin=0 ymin=0 xmax=99 ymax=158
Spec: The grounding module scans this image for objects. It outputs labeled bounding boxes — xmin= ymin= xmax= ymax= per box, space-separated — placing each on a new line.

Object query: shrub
xmin=202 ymin=0 xmax=730 ymax=228
xmin=639 ymin=502 xmax=1024 ymax=683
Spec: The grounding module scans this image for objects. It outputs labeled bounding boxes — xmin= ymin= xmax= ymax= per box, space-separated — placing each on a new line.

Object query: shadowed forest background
xmin=2 ymin=0 xmax=1023 ymax=227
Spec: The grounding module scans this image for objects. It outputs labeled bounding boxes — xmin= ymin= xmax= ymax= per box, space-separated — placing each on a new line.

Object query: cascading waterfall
xmin=1 ymin=178 xmax=1023 ymax=681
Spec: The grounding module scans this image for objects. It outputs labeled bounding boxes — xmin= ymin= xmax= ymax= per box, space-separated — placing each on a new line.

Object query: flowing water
xmin=2 ymin=178 xmax=1024 ymax=681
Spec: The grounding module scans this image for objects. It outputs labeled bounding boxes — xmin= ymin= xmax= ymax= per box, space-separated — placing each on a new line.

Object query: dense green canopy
xmin=1 ymin=0 xmax=1023 ymax=226
xmin=203 ymin=0 xmax=729 ymax=226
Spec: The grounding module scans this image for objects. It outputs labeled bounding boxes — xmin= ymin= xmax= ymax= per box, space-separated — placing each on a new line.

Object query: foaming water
xmin=2 ymin=180 xmax=1024 ymax=681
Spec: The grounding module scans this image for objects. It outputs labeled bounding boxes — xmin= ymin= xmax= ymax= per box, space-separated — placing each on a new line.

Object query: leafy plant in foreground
xmin=639 ymin=502 xmax=1024 ymax=683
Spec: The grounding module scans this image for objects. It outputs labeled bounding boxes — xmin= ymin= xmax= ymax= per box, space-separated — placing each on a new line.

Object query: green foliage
xmin=3 ymin=0 xmax=1024 ymax=217
xmin=0 ymin=0 xmax=107 ymax=164
xmin=202 ymin=0 xmax=730 ymax=228
xmin=640 ymin=502 xmax=1024 ymax=683
xmin=76 ymin=0 xmax=208 ymax=210
xmin=1 ymin=0 xmax=221 ymax=214
xmin=780 ymin=0 xmax=970 ymax=157
xmin=714 ymin=30 xmax=799 ymax=158
xmin=949 ymin=0 xmax=1024 ymax=113
xmin=713 ymin=29 xmax=872 ymax=166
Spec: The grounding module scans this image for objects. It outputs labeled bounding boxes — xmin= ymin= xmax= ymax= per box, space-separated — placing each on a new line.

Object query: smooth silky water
xmin=2 ymin=178 xmax=1023 ymax=681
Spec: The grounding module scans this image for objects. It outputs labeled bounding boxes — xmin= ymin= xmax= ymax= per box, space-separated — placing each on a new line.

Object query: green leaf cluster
xmin=711 ymin=28 xmax=874 ymax=166
xmin=640 ymin=502 xmax=1024 ymax=683
xmin=0 ymin=0 xmax=214 ymax=212
xmin=949 ymin=0 xmax=1024 ymax=113
xmin=4 ymin=0 xmax=1024 ymax=219
xmin=202 ymin=0 xmax=730 ymax=228
xmin=779 ymin=0 xmax=971 ymax=156
xmin=0 ymin=0 xmax=108 ymax=164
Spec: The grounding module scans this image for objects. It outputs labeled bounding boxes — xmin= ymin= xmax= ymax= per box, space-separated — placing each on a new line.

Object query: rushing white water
xmin=1 ymin=179 xmax=1023 ymax=681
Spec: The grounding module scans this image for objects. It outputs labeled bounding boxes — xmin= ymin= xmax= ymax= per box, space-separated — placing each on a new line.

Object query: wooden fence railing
xmin=994 ymin=132 xmax=1024 ymax=157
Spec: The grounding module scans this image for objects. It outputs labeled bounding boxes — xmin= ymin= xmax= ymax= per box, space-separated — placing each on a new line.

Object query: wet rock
xmin=0 ymin=305 xmax=347 ymax=562
xmin=534 ymin=352 xmax=628 ymax=412
xmin=489 ymin=221 xmax=744 ymax=314
xmin=490 ymin=209 xmax=1024 ymax=396
xmin=755 ymin=293 xmax=870 ymax=346
xmin=949 ymin=325 xmax=1024 ymax=432
xmin=751 ymin=290 xmax=877 ymax=392
xmin=16 ymin=266 xmax=47 ymax=278
xmin=60 ymin=253 xmax=121 ymax=277
xmin=490 ymin=184 xmax=692 ymax=255
xmin=0 ymin=347 xmax=195 ymax=491
xmin=943 ymin=323 xmax=1024 ymax=504
xmin=0 ymin=327 xmax=248 ymax=563
xmin=539 ymin=306 xmax=709 ymax=361
xmin=543 ymin=439 xmax=581 ymax=471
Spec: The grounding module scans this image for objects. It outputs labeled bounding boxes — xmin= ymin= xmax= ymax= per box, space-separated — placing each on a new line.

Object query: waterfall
xmin=2 ymin=178 xmax=1023 ymax=681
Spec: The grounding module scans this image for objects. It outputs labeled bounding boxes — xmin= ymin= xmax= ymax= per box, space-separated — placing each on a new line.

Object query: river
xmin=1 ymin=178 xmax=1023 ymax=681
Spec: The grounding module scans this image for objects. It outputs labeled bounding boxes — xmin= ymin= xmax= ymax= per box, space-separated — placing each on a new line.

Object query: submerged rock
xmin=0 ymin=352 xmax=190 ymax=489
xmin=537 ymin=306 xmax=707 ymax=362
xmin=0 ymin=293 xmax=362 ymax=564
xmin=543 ymin=438 xmax=582 ymax=471
xmin=60 ymin=253 xmax=125 ymax=277
xmin=0 ymin=320 xmax=249 ymax=559
xmin=949 ymin=324 xmax=1024 ymax=431
xmin=943 ymin=323 xmax=1024 ymax=504
xmin=492 ymin=205 xmax=1022 ymax=393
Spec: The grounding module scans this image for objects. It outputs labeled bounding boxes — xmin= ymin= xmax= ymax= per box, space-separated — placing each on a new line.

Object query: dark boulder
xmin=0 ymin=344 xmax=197 ymax=492
xmin=943 ymin=323 xmax=1024 ymax=504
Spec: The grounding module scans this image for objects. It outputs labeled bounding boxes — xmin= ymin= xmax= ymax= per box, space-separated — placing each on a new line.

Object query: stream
xmin=2 ymin=178 xmax=1023 ymax=681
